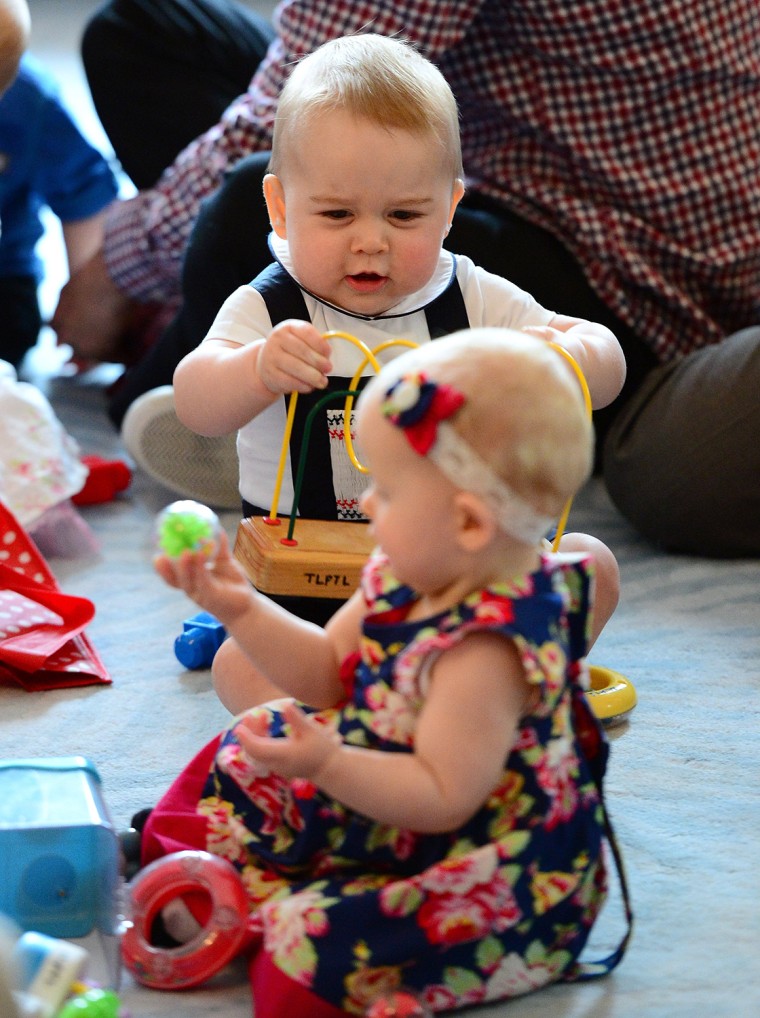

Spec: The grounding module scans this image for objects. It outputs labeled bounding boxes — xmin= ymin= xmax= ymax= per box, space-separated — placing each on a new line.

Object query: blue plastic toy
xmin=174 ymin=611 xmax=226 ymax=670
xmin=0 ymin=759 xmax=120 ymax=942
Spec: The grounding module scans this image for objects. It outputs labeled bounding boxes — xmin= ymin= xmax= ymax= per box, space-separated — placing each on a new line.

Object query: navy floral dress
xmin=198 ymin=550 xmax=620 ymax=1014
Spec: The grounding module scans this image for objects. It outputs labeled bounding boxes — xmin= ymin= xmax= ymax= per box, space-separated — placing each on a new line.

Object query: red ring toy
xmin=122 ymin=850 xmax=249 ymax=989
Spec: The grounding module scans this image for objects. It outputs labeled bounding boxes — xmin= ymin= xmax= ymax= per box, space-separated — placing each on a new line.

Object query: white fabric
xmin=205 ymin=234 xmax=555 ymax=512
xmin=431 ymin=423 xmax=555 ymax=545
xmin=325 ymin=406 xmax=366 ymax=521
xmin=0 ymin=361 xmax=87 ymax=526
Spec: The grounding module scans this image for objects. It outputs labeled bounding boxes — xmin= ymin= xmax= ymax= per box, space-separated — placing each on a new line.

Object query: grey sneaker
xmin=121 ymin=386 xmax=240 ymax=509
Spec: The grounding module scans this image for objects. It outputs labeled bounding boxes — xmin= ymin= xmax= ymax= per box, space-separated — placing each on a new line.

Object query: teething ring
xmin=122 ymin=850 xmax=249 ymax=990
xmin=587 ymin=666 xmax=637 ymax=725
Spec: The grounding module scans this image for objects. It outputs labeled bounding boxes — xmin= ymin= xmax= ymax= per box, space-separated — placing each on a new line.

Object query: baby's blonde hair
xmin=370 ymin=328 xmax=593 ymax=521
xmin=270 ymin=33 xmax=463 ymax=180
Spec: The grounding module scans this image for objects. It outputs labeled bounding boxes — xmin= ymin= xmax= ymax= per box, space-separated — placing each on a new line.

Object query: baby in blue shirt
xmin=0 ymin=0 xmax=119 ymax=368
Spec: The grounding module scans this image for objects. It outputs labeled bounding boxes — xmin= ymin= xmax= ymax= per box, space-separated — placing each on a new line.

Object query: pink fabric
xmin=141 ymin=734 xmax=222 ymax=865
xmin=248 ymin=950 xmax=348 ymax=1018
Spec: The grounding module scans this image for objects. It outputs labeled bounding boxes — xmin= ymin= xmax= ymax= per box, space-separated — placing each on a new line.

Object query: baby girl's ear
xmin=452 ymin=490 xmax=497 ymax=552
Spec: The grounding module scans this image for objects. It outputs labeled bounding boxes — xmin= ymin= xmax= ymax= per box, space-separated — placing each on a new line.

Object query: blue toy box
xmin=0 ymin=757 xmax=120 ymax=942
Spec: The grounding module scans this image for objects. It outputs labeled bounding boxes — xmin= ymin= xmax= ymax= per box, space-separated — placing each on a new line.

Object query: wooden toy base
xmin=234 ymin=517 xmax=375 ymax=599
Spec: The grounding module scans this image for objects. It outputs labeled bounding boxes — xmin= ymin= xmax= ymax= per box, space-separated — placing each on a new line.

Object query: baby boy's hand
xmin=521 ymin=324 xmax=563 ymax=344
xmin=258 ymin=320 xmax=333 ymax=394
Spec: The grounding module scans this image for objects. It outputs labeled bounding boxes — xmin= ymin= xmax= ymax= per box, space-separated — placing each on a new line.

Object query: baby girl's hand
xmin=154 ymin=530 xmax=254 ymax=625
xmin=235 ymin=700 xmax=341 ymax=781
xmin=258 ymin=320 xmax=333 ymax=394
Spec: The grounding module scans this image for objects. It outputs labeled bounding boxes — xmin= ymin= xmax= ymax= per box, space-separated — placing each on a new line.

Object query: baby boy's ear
xmin=452 ymin=490 xmax=497 ymax=553
xmin=262 ymin=173 xmax=288 ymax=238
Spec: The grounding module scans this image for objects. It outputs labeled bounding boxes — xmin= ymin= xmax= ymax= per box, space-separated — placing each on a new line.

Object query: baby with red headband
xmin=373 ymin=328 xmax=589 ymax=549
xmin=151 ymin=327 xmax=629 ymax=1018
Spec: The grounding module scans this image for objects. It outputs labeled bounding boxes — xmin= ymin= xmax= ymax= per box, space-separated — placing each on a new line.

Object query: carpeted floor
xmin=1 ymin=363 xmax=759 ymax=1017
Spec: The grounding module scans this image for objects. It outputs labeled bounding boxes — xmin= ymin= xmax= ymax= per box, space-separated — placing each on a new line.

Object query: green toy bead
xmin=155 ymin=500 xmax=221 ymax=558
xmin=56 ymin=987 xmax=123 ymax=1017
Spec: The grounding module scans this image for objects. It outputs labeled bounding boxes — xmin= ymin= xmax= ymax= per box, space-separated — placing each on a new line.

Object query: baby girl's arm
xmin=235 ymin=630 xmax=530 ymax=833
xmin=523 ymin=314 xmax=626 ymax=410
xmin=155 ymin=533 xmax=357 ymax=709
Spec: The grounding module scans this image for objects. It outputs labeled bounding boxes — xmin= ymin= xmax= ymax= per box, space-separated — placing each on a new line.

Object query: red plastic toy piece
xmin=72 ymin=456 xmax=132 ymax=505
xmin=122 ymin=850 xmax=250 ymax=990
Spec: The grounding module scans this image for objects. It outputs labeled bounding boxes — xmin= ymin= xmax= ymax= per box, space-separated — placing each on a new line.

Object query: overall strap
xmin=566 ymin=692 xmax=634 ymax=982
xmin=423 ymin=271 xmax=469 ymax=337
xmin=250 ymin=262 xmax=310 ymax=323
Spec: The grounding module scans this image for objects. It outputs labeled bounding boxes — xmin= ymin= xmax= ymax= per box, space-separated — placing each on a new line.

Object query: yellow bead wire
xmin=547 ymin=342 xmax=593 ymax=552
xmin=268 ymin=331 xmax=383 ymax=519
xmin=343 ymin=338 xmax=419 ymax=474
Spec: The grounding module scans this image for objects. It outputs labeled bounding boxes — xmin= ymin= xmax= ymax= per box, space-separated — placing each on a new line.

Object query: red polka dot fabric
xmin=0 ymin=503 xmax=110 ymax=690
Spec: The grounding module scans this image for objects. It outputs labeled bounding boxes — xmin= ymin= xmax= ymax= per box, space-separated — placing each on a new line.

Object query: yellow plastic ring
xmin=587 ymin=665 xmax=637 ymax=725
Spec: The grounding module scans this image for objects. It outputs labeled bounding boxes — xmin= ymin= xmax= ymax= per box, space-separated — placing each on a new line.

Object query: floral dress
xmin=198 ymin=550 xmax=619 ymax=1014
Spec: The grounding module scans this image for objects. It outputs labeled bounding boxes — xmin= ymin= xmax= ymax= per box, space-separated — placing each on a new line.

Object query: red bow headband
xmin=381 ymin=373 xmax=465 ymax=455
xmin=379 ymin=371 xmax=555 ymax=545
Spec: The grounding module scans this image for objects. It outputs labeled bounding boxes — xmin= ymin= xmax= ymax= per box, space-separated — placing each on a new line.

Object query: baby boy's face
xmin=269 ymin=108 xmax=463 ymax=317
